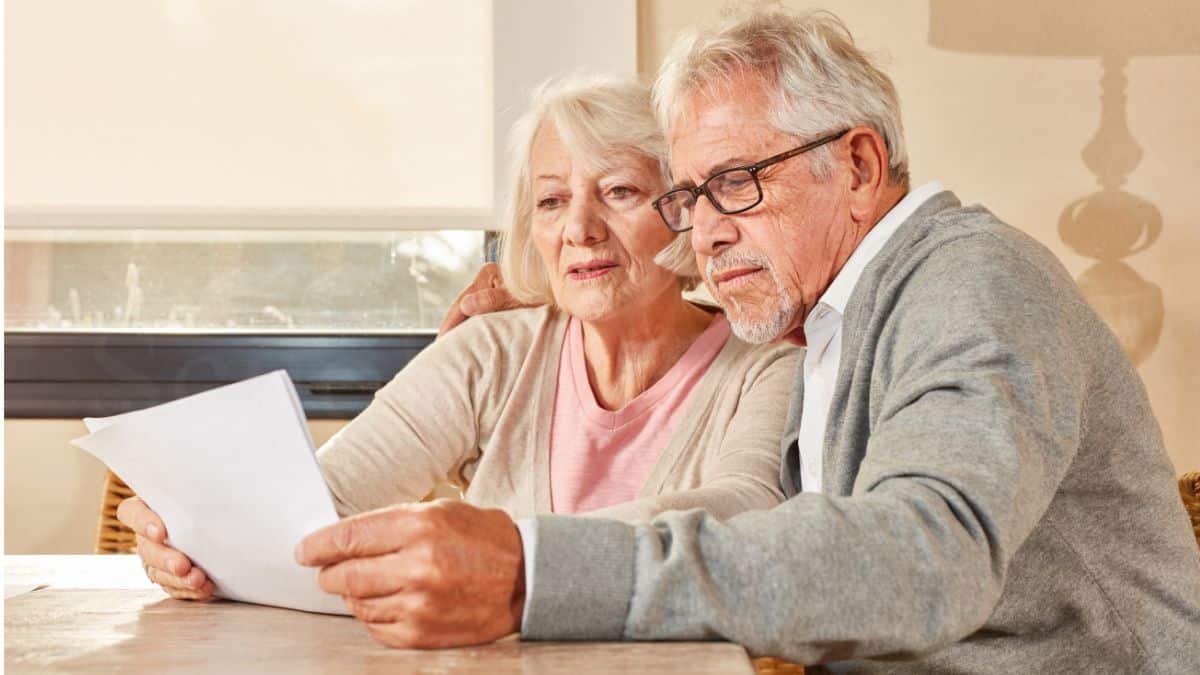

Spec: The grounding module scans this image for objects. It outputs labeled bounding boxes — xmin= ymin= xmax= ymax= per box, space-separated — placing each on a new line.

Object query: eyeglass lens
xmin=708 ymin=169 xmax=760 ymax=211
xmin=659 ymin=167 xmax=763 ymax=231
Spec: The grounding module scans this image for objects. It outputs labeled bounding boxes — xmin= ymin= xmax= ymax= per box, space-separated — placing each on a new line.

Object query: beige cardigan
xmin=317 ymin=305 xmax=800 ymax=523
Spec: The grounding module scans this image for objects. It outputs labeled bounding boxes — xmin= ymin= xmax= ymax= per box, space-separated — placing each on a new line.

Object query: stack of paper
xmin=72 ymin=370 xmax=351 ymax=615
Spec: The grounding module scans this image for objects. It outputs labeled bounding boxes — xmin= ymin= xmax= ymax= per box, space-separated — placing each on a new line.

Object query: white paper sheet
xmin=71 ymin=370 xmax=350 ymax=615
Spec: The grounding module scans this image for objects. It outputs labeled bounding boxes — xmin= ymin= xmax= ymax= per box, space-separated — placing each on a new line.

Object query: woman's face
xmin=529 ymin=121 xmax=680 ymax=323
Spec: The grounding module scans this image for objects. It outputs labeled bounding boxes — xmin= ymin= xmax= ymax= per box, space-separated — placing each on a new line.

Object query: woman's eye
xmin=608 ymin=185 xmax=637 ymax=199
xmin=537 ymin=197 xmax=562 ymax=210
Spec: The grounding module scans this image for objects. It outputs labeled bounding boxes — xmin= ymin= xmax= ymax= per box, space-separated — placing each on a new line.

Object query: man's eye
xmin=609 ymin=185 xmax=637 ymax=199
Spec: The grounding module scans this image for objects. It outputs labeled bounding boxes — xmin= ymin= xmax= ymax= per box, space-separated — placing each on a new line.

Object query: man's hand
xmin=437 ymin=263 xmax=531 ymax=337
xmin=295 ymin=500 xmax=525 ymax=649
xmin=116 ymin=496 xmax=216 ymax=601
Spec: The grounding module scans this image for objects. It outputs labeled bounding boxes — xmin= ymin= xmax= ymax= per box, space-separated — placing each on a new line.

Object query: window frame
xmin=4 ymin=332 xmax=435 ymax=419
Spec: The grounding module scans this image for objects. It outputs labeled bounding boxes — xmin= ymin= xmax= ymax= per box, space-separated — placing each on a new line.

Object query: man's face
xmin=669 ymin=75 xmax=854 ymax=344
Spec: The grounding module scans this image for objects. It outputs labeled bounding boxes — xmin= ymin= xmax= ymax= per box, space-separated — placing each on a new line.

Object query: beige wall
xmin=3 ymin=419 xmax=349 ymax=554
xmin=639 ymin=0 xmax=1200 ymax=473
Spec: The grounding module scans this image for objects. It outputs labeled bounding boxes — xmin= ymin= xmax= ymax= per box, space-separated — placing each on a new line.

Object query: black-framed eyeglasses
xmin=652 ymin=128 xmax=851 ymax=232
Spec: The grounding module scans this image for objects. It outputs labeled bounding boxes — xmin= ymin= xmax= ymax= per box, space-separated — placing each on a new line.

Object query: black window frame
xmin=4 ymin=331 xmax=436 ymax=419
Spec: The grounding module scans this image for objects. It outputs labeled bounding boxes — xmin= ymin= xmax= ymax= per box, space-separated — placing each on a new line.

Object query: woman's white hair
xmin=499 ymin=74 xmax=700 ymax=306
xmin=653 ymin=7 xmax=909 ymax=185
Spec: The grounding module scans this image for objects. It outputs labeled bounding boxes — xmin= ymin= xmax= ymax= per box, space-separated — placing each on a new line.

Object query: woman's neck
xmin=579 ymin=288 xmax=715 ymax=412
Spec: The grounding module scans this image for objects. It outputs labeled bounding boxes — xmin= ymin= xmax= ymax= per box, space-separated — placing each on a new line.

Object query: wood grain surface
xmin=5 ymin=557 xmax=755 ymax=675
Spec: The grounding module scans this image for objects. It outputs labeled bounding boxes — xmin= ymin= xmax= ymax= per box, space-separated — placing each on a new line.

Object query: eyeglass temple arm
xmin=748 ymin=128 xmax=852 ymax=173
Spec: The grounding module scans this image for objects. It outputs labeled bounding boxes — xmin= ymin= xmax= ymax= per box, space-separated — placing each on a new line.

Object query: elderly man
xmin=295 ymin=9 xmax=1200 ymax=671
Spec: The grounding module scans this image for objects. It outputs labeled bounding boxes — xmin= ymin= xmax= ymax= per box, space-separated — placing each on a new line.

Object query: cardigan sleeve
xmin=315 ymin=314 xmax=509 ymax=517
xmin=583 ymin=343 xmax=798 ymax=523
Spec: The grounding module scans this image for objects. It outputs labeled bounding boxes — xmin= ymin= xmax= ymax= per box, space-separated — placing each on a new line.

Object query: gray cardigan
xmin=520 ymin=191 xmax=1200 ymax=672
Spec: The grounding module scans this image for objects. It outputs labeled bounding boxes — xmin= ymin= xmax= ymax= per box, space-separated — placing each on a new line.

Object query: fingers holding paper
xmin=117 ymin=496 xmax=215 ymax=601
xmin=295 ymin=500 xmax=525 ymax=648
xmin=140 ymin=547 xmax=216 ymax=600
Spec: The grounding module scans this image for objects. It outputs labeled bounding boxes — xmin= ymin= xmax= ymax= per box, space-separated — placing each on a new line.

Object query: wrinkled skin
xmin=295 ymin=500 xmax=525 ymax=648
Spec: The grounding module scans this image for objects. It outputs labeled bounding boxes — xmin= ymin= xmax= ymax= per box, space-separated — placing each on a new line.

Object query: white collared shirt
xmin=797 ymin=181 xmax=945 ymax=493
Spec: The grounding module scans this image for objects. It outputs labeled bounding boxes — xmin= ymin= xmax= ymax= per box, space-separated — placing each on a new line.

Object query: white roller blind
xmin=6 ymin=0 xmax=493 ymax=219
xmin=6 ymin=0 xmax=637 ymax=229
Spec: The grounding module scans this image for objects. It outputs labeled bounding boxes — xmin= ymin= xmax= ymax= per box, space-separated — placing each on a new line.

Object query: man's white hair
xmin=653 ymin=7 xmax=909 ymax=185
xmin=499 ymin=74 xmax=700 ymax=305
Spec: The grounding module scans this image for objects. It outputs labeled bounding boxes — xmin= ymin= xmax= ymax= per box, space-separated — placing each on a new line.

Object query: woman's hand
xmin=116 ymin=496 xmax=215 ymax=601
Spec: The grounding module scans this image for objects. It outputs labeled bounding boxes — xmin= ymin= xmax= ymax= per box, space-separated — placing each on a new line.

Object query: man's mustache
xmin=705 ymin=250 xmax=776 ymax=285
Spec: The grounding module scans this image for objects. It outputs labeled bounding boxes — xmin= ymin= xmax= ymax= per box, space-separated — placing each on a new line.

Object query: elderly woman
xmin=118 ymin=75 xmax=800 ymax=601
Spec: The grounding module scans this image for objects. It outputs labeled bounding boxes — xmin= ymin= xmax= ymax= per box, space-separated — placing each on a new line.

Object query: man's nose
xmin=689 ymin=196 xmax=738 ymax=256
xmin=563 ymin=194 xmax=608 ymax=246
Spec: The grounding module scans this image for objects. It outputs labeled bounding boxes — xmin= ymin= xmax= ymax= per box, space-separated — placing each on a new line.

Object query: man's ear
xmin=844 ymin=126 xmax=889 ymax=223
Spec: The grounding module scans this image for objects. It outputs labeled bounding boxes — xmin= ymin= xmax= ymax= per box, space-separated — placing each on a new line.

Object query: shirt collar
xmin=814 ymin=181 xmax=945 ymax=317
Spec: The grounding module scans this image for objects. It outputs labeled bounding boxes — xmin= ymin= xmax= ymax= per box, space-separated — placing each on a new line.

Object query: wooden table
xmin=5 ymin=555 xmax=756 ymax=674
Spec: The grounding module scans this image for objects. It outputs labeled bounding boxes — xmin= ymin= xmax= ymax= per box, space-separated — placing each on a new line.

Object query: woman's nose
xmin=563 ymin=195 xmax=608 ymax=246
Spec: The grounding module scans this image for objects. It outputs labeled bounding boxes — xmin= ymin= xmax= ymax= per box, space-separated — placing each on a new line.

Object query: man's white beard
xmin=706 ymin=251 xmax=799 ymax=344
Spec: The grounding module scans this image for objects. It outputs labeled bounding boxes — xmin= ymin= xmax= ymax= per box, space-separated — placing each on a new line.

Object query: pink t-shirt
xmin=548 ymin=313 xmax=732 ymax=514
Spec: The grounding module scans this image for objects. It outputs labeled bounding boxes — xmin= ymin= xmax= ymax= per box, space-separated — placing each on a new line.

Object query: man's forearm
xmin=523 ymin=484 xmax=1005 ymax=664
xmin=521 ymin=516 xmax=637 ymax=641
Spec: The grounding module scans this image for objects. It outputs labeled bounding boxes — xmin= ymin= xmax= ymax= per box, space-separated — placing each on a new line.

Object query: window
xmin=5 ymin=229 xmax=484 ymax=333
xmin=5 ymin=0 xmax=637 ymax=416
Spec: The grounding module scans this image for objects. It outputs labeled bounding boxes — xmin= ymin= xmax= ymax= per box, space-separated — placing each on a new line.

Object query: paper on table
xmin=71 ymin=370 xmax=350 ymax=615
